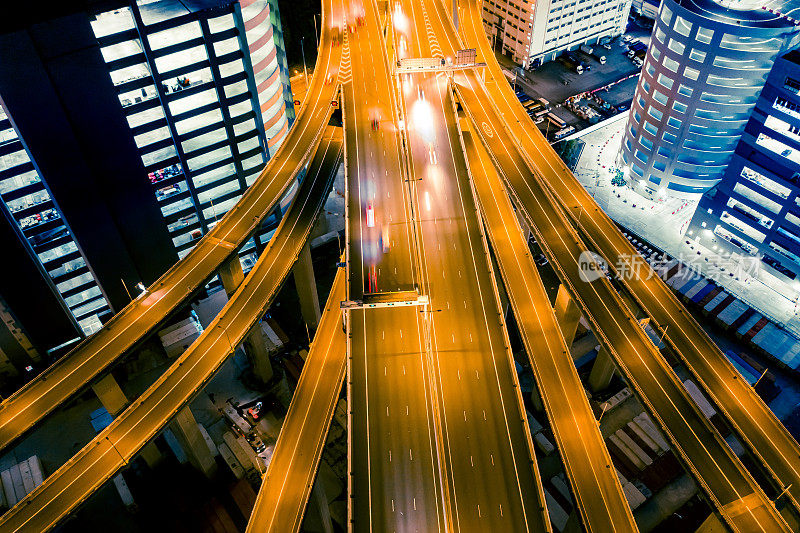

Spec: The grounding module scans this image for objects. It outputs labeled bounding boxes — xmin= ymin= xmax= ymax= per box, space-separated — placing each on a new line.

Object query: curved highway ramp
xmin=245 ymin=266 xmax=346 ymax=532
xmin=0 ymin=126 xmax=342 ymax=533
xmin=0 ymin=0 xmax=344 ymax=456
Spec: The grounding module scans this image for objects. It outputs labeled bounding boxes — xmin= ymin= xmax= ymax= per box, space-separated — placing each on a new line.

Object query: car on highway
xmin=534 ymin=253 xmax=549 ymax=266
xmin=381 ymin=225 xmax=390 ymax=252
xmin=366 ymin=204 xmax=375 ymax=227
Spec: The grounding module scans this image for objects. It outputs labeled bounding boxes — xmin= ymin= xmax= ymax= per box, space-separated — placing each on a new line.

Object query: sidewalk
xmin=568 ymin=114 xmax=800 ymax=341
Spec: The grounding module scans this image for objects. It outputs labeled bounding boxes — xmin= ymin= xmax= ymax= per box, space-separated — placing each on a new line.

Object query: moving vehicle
xmin=428 ymin=143 xmax=438 ymax=165
xmin=381 ymin=226 xmax=390 ymax=253
xmin=366 ymin=204 xmax=375 ymax=227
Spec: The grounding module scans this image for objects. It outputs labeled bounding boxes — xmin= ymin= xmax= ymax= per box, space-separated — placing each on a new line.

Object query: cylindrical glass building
xmin=618 ymin=0 xmax=799 ymax=199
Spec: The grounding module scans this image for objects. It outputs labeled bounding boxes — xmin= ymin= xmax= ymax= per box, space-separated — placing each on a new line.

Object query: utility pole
xmin=121 ymin=278 xmax=132 ymax=301
xmin=300 ymin=37 xmax=309 ymax=82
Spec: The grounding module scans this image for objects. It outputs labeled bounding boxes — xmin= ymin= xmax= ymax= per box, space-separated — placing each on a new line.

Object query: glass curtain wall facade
xmin=90 ymin=0 xmax=291 ymax=267
xmin=0 ymin=107 xmax=109 ymax=335
xmin=618 ymin=0 xmax=798 ymax=199
xmin=688 ymin=49 xmax=800 ymax=284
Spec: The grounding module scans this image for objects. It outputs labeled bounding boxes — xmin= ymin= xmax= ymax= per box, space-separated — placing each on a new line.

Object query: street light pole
xmin=658 ymin=324 xmax=669 ymax=347
xmin=300 ymin=37 xmax=309 ymax=83
xmin=106 ymin=436 xmax=126 ymax=465
xmin=598 ymin=402 xmax=609 ymax=423
xmin=753 ymin=367 xmax=769 ymax=389
xmin=776 ymin=484 xmax=793 ymax=504
xmin=121 ymin=278 xmax=132 ymax=301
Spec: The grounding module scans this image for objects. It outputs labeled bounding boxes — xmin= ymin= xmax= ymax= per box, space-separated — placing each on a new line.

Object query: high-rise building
xmin=618 ymin=0 xmax=798 ymax=200
xmin=688 ymin=48 xmax=800 ymax=285
xmin=481 ymin=0 xmax=631 ymax=68
xmin=632 ymin=0 xmax=660 ymax=20
xmin=90 ymin=0 xmax=294 ymax=264
xmin=0 ymin=0 xmax=294 ymax=364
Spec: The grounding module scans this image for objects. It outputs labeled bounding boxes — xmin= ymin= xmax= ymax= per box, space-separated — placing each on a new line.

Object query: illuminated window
xmin=689 ymin=48 xmax=706 ymax=63
xmin=668 ymin=38 xmax=685 ymax=55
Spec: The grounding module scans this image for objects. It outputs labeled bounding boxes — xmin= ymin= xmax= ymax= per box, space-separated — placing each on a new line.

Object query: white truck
xmin=580 ymin=44 xmax=606 ymax=65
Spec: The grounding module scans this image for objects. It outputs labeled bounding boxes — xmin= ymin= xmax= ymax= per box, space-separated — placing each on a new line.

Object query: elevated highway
xmin=422 ymin=0 xmax=791 ymax=529
xmin=459 ymin=0 xmax=800 ymax=519
xmin=5 ymin=0 xmax=800 ymax=529
xmin=343 ymin=0 xmax=446 ymax=529
xmin=462 ymin=119 xmax=638 ymax=532
xmin=394 ymin=0 xmax=550 ymax=528
xmin=0 ymin=125 xmax=342 ymax=532
xmin=0 ymin=0 xmax=345 ymax=455
xmin=245 ymin=266 xmax=346 ymax=533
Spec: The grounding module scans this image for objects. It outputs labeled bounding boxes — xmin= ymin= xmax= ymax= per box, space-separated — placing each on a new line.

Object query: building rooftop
xmin=783 ymin=48 xmax=800 ymax=66
xmin=138 ymin=0 xmax=233 ymax=26
xmin=673 ymin=0 xmax=799 ymax=29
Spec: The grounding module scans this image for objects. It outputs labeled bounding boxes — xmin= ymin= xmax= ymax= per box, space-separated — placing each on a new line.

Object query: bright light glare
xmin=394 ymin=12 xmax=409 ymax=33
xmin=425 ymin=191 xmax=431 ymax=211
xmin=411 ymin=101 xmax=435 ymax=142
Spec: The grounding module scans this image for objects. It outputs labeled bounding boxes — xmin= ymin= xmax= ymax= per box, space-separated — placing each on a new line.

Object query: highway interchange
xmin=2 ymin=0 xmax=800 ymax=531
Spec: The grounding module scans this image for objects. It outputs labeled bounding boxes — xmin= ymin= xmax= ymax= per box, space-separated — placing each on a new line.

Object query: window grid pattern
xmin=0 ymin=109 xmax=109 ymax=335
xmin=91 ymin=1 xmax=284 ymax=261
xmin=619 ymin=0 xmax=795 ymax=199
xmin=686 ymin=49 xmax=800 ymax=282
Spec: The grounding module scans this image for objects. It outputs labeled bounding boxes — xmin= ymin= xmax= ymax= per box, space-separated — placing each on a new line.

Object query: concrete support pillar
xmin=515 ymin=206 xmax=534 ymax=243
xmin=219 ymin=255 xmax=245 ymax=297
xmin=293 ymin=243 xmax=321 ymax=330
xmin=588 ymin=348 xmax=617 ymax=392
xmin=245 ymin=323 xmax=274 ymax=384
xmin=140 ymin=442 xmax=163 ymax=468
xmin=695 ymin=513 xmax=727 ymax=533
xmin=93 ymin=374 xmax=163 ymax=466
xmin=313 ymin=482 xmax=334 ymax=533
xmin=171 ymin=406 xmax=217 ymax=478
xmin=218 ymin=255 xmax=273 ymax=383
xmin=554 ymin=285 xmax=581 ymax=346
xmin=528 ymin=377 xmax=544 ymax=412
xmin=91 ymin=374 xmax=128 ymax=416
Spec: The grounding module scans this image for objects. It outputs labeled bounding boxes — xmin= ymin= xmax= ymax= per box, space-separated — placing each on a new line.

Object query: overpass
xmin=0 ymin=124 xmax=342 ymax=532
xmin=2 ymin=0 xmax=799 ymax=529
xmin=245 ymin=265 xmax=347 ymax=532
xmin=423 ymin=0 xmax=793 ymax=528
xmin=0 ymin=0 xmax=344 ymax=455
xmin=463 ymin=120 xmax=638 ymax=531
xmin=457 ymin=0 xmax=800 ymax=520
